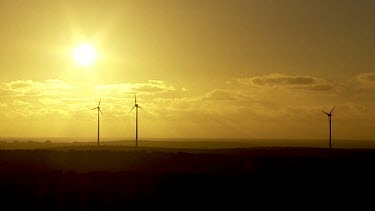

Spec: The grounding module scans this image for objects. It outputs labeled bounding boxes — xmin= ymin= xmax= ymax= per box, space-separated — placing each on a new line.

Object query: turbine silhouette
xmin=92 ymin=99 xmax=103 ymax=146
xmin=322 ymin=106 xmax=335 ymax=149
xmin=129 ymin=95 xmax=143 ymax=147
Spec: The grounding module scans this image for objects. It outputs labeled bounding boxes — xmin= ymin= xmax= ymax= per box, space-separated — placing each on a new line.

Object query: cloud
xmin=2 ymin=77 xmax=375 ymax=139
xmin=39 ymin=97 xmax=64 ymax=106
xmin=357 ymin=73 xmax=375 ymax=83
xmin=238 ymin=73 xmax=335 ymax=91
xmin=202 ymin=89 xmax=237 ymax=101
xmin=0 ymin=79 xmax=177 ymax=102
xmin=12 ymin=99 xmax=29 ymax=106
xmin=346 ymin=73 xmax=375 ymax=94
xmin=152 ymin=97 xmax=195 ymax=111
xmin=0 ymin=79 xmax=181 ymax=120
xmin=1 ymin=80 xmax=75 ymax=97
xmin=95 ymin=80 xmax=176 ymax=96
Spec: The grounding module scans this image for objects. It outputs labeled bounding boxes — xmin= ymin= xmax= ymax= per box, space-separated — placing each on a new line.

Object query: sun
xmin=73 ymin=44 xmax=97 ymax=67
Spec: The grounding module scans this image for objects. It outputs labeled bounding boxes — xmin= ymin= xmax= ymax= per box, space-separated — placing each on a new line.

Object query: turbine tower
xmin=129 ymin=95 xmax=143 ymax=147
xmin=322 ymin=106 xmax=335 ymax=149
xmin=92 ymin=99 xmax=103 ymax=146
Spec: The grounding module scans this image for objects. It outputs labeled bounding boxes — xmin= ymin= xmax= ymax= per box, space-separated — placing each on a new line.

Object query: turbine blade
xmin=91 ymin=108 xmax=97 ymax=110
xmin=99 ymin=109 xmax=103 ymax=115
xmin=135 ymin=95 xmax=137 ymax=104
xmin=129 ymin=105 xmax=136 ymax=114
xmin=138 ymin=106 xmax=149 ymax=113
xmin=98 ymin=99 xmax=101 ymax=107
xmin=330 ymin=106 xmax=335 ymax=114
xmin=322 ymin=111 xmax=329 ymax=115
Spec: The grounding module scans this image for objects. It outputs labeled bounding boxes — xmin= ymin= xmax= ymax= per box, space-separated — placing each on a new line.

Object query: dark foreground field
xmin=1 ymin=146 xmax=375 ymax=209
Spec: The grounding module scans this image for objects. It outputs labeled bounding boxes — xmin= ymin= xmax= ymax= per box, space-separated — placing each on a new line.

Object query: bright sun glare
xmin=73 ymin=44 xmax=96 ymax=67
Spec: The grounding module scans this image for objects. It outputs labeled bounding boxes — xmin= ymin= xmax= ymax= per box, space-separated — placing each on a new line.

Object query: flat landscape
xmin=1 ymin=140 xmax=375 ymax=209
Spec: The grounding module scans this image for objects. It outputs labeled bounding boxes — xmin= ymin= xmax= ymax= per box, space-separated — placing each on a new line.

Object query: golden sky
xmin=0 ymin=0 xmax=375 ymax=139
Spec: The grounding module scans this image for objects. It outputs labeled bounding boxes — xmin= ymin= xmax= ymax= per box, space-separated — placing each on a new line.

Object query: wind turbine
xmin=129 ymin=95 xmax=143 ymax=147
xmin=92 ymin=99 xmax=103 ymax=146
xmin=322 ymin=106 xmax=335 ymax=149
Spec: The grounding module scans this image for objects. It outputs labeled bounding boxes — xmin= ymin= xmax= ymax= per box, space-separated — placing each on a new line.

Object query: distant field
xmin=1 ymin=138 xmax=375 ymax=149
xmin=0 ymin=147 xmax=374 ymax=208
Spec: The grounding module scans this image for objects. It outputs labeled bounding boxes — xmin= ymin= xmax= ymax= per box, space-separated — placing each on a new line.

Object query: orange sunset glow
xmin=0 ymin=1 xmax=374 ymax=141
xmin=0 ymin=1 xmax=375 ymax=209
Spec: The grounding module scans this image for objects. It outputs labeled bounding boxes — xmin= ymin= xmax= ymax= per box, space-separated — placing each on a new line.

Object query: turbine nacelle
xmin=323 ymin=112 xmax=333 ymax=117
xmin=92 ymin=99 xmax=103 ymax=114
xmin=322 ymin=106 xmax=335 ymax=117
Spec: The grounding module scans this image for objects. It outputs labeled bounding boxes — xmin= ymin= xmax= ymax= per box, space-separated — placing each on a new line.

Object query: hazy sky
xmin=0 ymin=0 xmax=375 ymax=140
